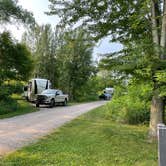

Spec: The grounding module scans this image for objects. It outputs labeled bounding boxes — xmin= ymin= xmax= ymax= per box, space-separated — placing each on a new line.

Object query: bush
xmin=0 ymin=85 xmax=12 ymax=101
xmin=105 ymin=83 xmax=152 ymax=124
xmin=0 ymin=98 xmax=18 ymax=115
xmin=5 ymin=81 xmax=24 ymax=94
xmin=73 ymin=77 xmax=101 ymax=102
xmin=12 ymin=82 xmax=24 ymax=94
xmin=0 ymin=83 xmax=21 ymax=115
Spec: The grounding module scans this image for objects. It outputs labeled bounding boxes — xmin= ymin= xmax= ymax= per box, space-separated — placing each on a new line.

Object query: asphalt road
xmin=0 ymin=101 xmax=106 ymax=155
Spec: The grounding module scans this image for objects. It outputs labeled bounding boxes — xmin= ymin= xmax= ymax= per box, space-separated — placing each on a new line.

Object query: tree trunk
xmin=151 ymin=0 xmax=160 ymax=46
xmin=149 ymin=93 xmax=164 ymax=140
xmin=160 ymin=0 xmax=166 ymax=51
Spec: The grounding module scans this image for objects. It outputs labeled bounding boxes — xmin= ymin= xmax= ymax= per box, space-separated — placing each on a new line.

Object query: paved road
xmin=0 ymin=101 xmax=106 ymax=155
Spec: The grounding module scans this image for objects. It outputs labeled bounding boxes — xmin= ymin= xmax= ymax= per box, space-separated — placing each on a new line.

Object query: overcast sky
xmin=7 ymin=0 xmax=123 ymax=59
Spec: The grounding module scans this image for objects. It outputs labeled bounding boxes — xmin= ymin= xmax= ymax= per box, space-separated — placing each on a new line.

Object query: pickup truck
xmin=36 ymin=89 xmax=68 ymax=108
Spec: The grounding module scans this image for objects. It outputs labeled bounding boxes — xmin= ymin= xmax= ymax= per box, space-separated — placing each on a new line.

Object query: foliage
xmin=155 ymin=70 xmax=166 ymax=96
xmin=75 ymin=76 xmax=100 ymax=102
xmin=23 ymin=26 xmax=96 ymax=101
xmin=22 ymin=24 xmax=60 ymax=87
xmin=0 ymin=0 xmax=34 ymax=25
xmin=76 ymin=73 xmax=116 ymax=102
xmin=0 ymin=32 xmax=34 ymax=115
xmin=56 ymin=28 xmax=95 ymax=100
xmin=0 ymin=32 xmax=34 ymax=84
xmin=0 ymin=85 xmax=13 ymax=101
xmin=0 ymin=98 xmax=18 ymax=115
xmin=0 ymin=106 xmax=157 ymax=165
xmin=11 ymin=82 xmax=24 ymax=94
xmin=47 ymin=0 xmax=166 ymax=138
xmin=0 ymin=0 xmax=35 ymax=116
xmin=47 ymin=0 xmax=150 ymax=42
xmin=105 ymin=83 xmax=152 ymax=124
xmin=0 ymin=99 xmax=38 ymax=118
xmin=47 ymin=0 xmax=166 ymax=97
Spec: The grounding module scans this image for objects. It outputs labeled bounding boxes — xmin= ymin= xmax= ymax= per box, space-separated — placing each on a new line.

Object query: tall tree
xmin=149 ymin=0 xmax=166 ymax=139
xmin=48 ymin=0 xmax=166 ymax=139
xmin=56 ymin=28 xmax=95 ymax=100
xmin=22 ymin=24 xmax=59 ymax=87
xmin=0 ymin=32 xmax=33 ymax=84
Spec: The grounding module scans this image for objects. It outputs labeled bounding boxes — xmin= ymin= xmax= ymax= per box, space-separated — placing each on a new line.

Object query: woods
xmin=0 ymin=0 xmax=166 ymax=141
xmin=22 ymin=25 xmax=97 ymax=101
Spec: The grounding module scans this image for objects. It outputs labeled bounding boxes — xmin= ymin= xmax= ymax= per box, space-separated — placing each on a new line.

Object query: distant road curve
xmin=0 ymin=100 xmax=107 ymax=155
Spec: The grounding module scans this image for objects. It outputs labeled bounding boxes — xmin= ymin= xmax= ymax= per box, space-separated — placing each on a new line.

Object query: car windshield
xmin=41 ymin=89 xmax=57 ymax=94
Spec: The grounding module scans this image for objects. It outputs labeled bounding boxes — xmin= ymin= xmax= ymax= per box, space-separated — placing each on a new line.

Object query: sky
xmin=6 ymin=0 xmax=123 ymax=59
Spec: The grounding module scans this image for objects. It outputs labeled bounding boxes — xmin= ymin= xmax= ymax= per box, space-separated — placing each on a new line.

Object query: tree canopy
xmin=0 ymin=0 xmax=35 ymax=25
xmin=0 ymin=32 xmax=34 ymax=84
xmin=48 ymin=0 xmax=150 ymax=42
xmin=22 ymin=25 xmax=96 ymax=100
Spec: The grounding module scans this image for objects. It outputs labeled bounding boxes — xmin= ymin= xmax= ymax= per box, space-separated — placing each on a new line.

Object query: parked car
xmin=99 ymin=91 xmax=112 ymax=100
xmin=36 ymin=89 xmax=68 ymax=108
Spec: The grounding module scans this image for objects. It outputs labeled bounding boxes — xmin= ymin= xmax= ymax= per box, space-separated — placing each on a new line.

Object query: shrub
xmin=10 ymin=82 xmax=24 ymax=94
xmin=0 ymin=83 xmax=20 ymax=115
xmin=105 ymin=83 xmax=152 ymax=124
xmin=0 ymin=98 xmax=18 ymax=115
xmin=0 ymin=85 xmax=12 ymax=101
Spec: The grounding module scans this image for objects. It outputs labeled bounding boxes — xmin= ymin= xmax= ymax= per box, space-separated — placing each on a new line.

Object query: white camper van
xmin=105 ymin=87 xmax=114 ymax=94
xmin=24 ymin=78 xmax=51 ymax=102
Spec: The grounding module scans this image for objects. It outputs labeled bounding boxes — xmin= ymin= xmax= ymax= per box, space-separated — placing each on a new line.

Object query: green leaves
xmin=0 ymin=0 xmax=35 ymax=25
xmin=0 ymin=32 xmax=34 ymax=83
xmin=48 ymin=0 xmax=151 ymax=42
xmin=56 ymin=28 xmax=95 ymax=100
xmin=22 ymin=24 xmax=59 ymax=86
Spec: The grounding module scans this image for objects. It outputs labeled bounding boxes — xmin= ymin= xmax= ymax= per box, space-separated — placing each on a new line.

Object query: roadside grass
xmin=0 ymin=106 xmax=157 ymax=166
xmin=0 ymin=99 xmax=38 ymax=119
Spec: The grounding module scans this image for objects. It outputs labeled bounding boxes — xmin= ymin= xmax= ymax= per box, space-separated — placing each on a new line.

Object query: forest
xmin=0 ymin=0 xmax=166 ymax=142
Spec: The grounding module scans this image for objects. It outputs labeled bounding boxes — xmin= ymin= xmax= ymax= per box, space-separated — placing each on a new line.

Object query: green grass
xmin=0 ymin=99 xmax=38 ymax=119
xmin=0 ymin=106 xmax=157 ymax=166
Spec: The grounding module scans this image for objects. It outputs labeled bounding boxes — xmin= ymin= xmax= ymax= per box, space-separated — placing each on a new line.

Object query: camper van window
xmin=23 ymin=86 xmax=28 ymax=91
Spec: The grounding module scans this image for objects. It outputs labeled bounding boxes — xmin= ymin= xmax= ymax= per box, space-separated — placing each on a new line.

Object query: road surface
xmin=0 ymin=101 xmax=106 ymax=155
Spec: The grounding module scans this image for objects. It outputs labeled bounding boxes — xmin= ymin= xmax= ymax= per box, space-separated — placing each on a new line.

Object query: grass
xmin=0 ymin=106 xmax=157 ymax=166
xmin=0 ymin=95 xmax=38 ymax=119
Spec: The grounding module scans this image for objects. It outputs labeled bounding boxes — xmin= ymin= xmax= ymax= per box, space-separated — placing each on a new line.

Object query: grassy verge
xmin=0 ymin=99 xmax=38 ymax=119
xmin=0 ymin=106 xmax=157 ymax=166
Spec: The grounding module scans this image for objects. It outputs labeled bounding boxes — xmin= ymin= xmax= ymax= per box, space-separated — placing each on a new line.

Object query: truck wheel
xmin=36 ymin=103 xmax=39 ymax=107
xmin=50 ymin=99 xmax=55 ymax=108
xmin=63 ymin=99 xmax=67 ymax=106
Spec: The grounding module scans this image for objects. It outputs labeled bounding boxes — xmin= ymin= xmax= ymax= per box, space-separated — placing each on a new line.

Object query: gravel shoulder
xmin=0 ymin=101 xmax=106 ymax=155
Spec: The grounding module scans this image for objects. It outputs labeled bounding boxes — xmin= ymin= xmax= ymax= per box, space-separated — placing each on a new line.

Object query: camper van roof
xmin=30 ymin=78 xmax=49 ymax=81
xmin=105 ymin=87 xmax=114 ymax=90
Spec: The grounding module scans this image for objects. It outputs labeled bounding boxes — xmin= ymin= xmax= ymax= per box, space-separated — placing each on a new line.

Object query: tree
xmin=0 ymin=0 xmax=35 ymax=111
xmin=48 ymin=0 xmax=166 ymax=139
xmin=22 ymin=24 xmax=59 ymax=87
xmin=56 ymin=28 xmax=95 ymax=100
xmin=149 ymin=0 xmax=166 ymax=139
xmin=0 ymin=31 xmax=34 ymax=84
xmin=0 ymin=0 xmax=34 ymax=25
xmin=22 ymin=26 xmax=95 ymax=100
